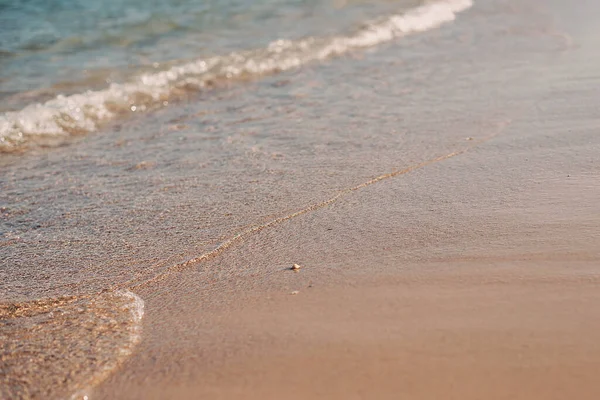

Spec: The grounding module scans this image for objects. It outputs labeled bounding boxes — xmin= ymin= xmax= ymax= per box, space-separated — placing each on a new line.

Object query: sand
xmin=95 ymin=119 xmax=600 ymax=397
xmin=95 ymin=139 xmax=600 ymax=399
xmin=98 ymin=264 xmax=600 ymax=400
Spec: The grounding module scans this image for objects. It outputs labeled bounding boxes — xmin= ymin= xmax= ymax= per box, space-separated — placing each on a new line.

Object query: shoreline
xmin=3 ymin=0 xmax=600 ymax=398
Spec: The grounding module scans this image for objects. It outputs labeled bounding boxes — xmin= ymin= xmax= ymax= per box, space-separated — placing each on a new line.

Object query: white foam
xmin=0 ymin=0 xmax=473 ymax=152
xmin=115 ymin=289 xmax=145 ymax=323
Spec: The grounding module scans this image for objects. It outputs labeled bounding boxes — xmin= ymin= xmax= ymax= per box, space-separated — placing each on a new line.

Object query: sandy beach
xmin=98 ymin=264 xmax=600 ymax=400
xmin=2 ymin=0 xmax=600 ymax=398
xmin=95 ymin=134 xmax=600 ymax=399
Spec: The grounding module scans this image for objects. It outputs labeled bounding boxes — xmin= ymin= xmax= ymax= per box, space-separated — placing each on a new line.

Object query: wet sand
xmin=99 ymin=264 xmax=600 ymax=400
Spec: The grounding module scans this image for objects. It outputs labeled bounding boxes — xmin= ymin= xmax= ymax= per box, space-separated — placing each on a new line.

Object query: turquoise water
xmin=0 ymin=0 xmax=414 ymax=107
xmin=0 ymin=0 xmax=471 ymax=150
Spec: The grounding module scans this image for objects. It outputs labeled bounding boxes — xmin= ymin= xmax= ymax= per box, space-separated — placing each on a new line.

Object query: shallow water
xmin=1 ymin=0 xmax=483 ymax=302
xmin=1 ymin=290 xmax=143 ymax=399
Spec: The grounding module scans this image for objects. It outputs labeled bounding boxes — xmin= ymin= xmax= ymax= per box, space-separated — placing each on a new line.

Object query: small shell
xmin=291 ymin=263 xmax=302 ymax=271
xmin=291 ymin=291 xmax=300 ymax=295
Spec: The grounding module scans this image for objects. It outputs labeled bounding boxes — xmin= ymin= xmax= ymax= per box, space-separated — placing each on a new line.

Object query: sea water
xmin=0 ymin=0 xmax=471 ymax=151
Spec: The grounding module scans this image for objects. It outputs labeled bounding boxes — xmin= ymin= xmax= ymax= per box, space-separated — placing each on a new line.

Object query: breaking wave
xmin=0 ymin=0 xmax=473 ymax=152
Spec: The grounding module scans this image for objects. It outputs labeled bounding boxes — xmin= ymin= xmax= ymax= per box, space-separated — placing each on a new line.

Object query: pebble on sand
xmin=291 ymin=291 xmax=300 ymax=295
xmin=291 ymin=263 xmax=302 ymax=271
